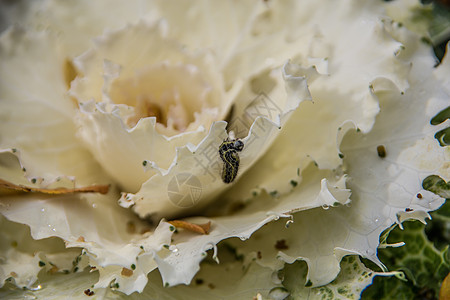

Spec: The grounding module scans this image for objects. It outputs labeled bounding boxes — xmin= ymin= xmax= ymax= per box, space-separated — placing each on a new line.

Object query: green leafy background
xmin=361 ymin=199 xmax=450 ymax=299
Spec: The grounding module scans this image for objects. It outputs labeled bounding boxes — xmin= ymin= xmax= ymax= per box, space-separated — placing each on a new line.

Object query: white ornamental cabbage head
xmin=0 ymin=0 xmax=448 ymax=298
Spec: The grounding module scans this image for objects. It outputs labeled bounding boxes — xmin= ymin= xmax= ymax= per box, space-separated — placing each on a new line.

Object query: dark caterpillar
xmin=219 ymin=138 xmax=244 ymax=183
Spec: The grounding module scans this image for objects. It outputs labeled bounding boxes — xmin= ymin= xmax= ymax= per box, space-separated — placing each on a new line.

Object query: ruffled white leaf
xmin=0 ymin=215 xmax=81 ymax=290
xmin=0 ymin=28 xmax=108 ymax=187
xmin=0 ymin=0 xmax=448 ymax=296
xmin=0 ymin=258 xmax=279 ymax=300
xmin=0 ymin=151 xmax=174 ymax=294
xmin=87 ymin=220 xmax=174 ymax=294
xmin=155 ymin=0 xmax=410 ymax=102
xmin=154 ymin=161 xmax=350 ymax=287
xmin=71 ymin=39 xmax=313 ymax=219
xmin=0 ymin=28 xmax=174 ymax=294
xmin=71 ymin=21 xmax=230 ymax=192
xmin=0 ymin=268 xmax=101 ymax=299
xmin=223 ymin=2 xmax=413 ymax=199
xmin=229 ymin=208 xmax=353 ymax=287
xmin=68 ymin=21 xmax=313 ymax=218
xmin=230 ymin=45 xmax=448 ymax=287
xmin=76 ymin=100 xmax=209 ymax=193
xmin=0 ymin=249 xmax=400 ymax=300
xmin=0 ymin=2 xmax=315 ymax=293
xmin=146 ymin=258 xmax=282 ymax=299
xmin=126 ymin=62 xmax=311 ymax=221
xmin=70 ymin=21 xmax=225 ymax=114
xmin=0 ymin=192 xmax=174 ymax=294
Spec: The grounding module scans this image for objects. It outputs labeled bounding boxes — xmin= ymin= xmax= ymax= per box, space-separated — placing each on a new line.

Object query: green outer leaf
xmin=361 ymin=200 xmax=450 ymax=299
xmin=283 ymin=256 xmax=400 ymax=300
xmin=430 ymin=106 xmax=450 ymax=126
xmin=422 ymin=175 xmax=450 ymax=198
xmin=431 ymin=105 xmax=450 ymax=147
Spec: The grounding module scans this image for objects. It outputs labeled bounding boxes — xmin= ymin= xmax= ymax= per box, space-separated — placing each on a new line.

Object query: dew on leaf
xmin=322 ymin=204 xmax=330 ymax=210
xmin=268 ymin=287 xmax=290 ymax=300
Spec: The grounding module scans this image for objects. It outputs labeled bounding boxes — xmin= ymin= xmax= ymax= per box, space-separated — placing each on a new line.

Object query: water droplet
xmin=365 ymin=249 xmax=375 ymax=256
xmin=239 ymin=236 xmax=247 ymax=241
xmin=322 ymin=204 xmax=330 ymax=210
xmin=268 ymin=287 xmax=290 ymax=300
xmin=285 ymin=220 xmax=294 ymax=228
xmin=374 ymin=218 xmax=379 ymax=224
xmin=41 ymin=208 xmax=45 ymax=212
xmin=168 ymin=245 xmax=178 ymax=253
xmin=29 ymin=284 xmax=42 ymax=291
xmin=92 ymin=203 xmax=97 ymax=208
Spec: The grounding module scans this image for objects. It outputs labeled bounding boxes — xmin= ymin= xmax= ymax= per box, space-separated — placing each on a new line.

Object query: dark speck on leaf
xmin=377 ymin=145 xmax=386 ymax=158
xmin=275 ymin=239 xmax=288 ymax=250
